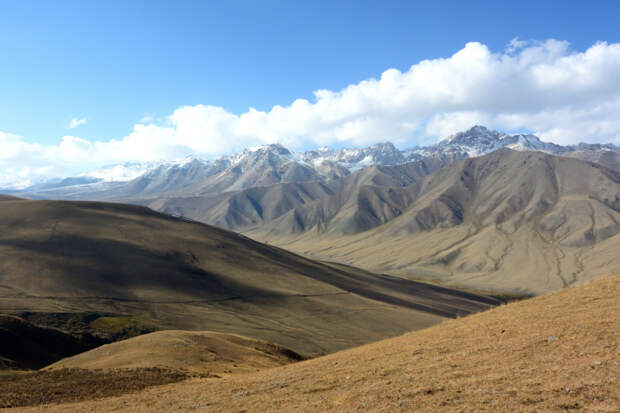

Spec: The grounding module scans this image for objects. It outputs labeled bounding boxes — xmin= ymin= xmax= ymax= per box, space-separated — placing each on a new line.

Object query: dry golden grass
xmin=0 ymin=368 xmax=189 ymax=408
xmin=46 ymin=330 xmax=302 ymax=375
xmin=14 ymin=274 xmax=619 ymax=412
xmin=3 ymin=330 xmax=301 ymax=408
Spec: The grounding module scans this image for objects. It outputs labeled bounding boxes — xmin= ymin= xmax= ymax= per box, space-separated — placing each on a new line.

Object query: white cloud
xmin=139 ymin=114 xmax=155 ymax=123
xmin=67 ymin=117 xmax=87 ymax=129
xmin=2 ymin=38 xmax=620 ymax=187
xmin=506 ymin=37 xmax=527 ymax=54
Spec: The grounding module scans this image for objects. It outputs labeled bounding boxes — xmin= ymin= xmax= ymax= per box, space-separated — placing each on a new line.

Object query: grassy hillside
xmin=20 ymin=274 xmax=618 ymax=412
xmin=0 ymin=198 xmax=498 ymax=357
xmin=47 ymin=330 xmax=303 ymax=375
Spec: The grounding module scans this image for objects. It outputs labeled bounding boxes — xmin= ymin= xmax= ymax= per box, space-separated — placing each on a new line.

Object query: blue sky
xmin=1 ymin=1 xmax=620 ymax=186
xmin=2 ymin=0 xmax=618 ymax=144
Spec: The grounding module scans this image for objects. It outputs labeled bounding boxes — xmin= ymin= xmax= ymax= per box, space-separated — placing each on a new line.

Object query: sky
xmin=1 ymin=0 xmax=620 ymax=187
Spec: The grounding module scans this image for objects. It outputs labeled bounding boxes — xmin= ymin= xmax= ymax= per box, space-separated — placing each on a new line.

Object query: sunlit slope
xmin=47 ymin=330 xmax=303 ymax=376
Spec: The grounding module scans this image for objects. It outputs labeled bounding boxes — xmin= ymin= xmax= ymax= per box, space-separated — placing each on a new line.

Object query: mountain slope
xmin=147 ymin=157 xmax=446 ymax=233
xmin=22 ymin=274 xmax=620 ymax=412
xmin=248 ymin=149 xmax=620 ymax=295
xmin=149 ymin=180 xmax=336 ymax=229
xmin=244 ymin=158 xmax=446 ymax=236
xmin=0 ymin=198 xmax=498 ymax=356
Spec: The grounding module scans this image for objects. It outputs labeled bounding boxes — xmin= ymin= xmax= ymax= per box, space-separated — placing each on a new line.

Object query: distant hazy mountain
xmin=8 ymin=126 xmax=619 ymax=202
xmin=404 ymin=125 xmax=619 ymax=164
xmin=302 ymin=142 xmax=409 ymax=170
xmin=146 ymin=157 xmax=447 ymax=231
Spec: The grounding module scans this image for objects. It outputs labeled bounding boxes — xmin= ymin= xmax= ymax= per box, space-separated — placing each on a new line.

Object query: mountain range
xmin=7 ymin=126 xmax=619 ymax=199
xmin=246 ymin=149 xmax=620 ymax=295
xmin=3 ymin=126 xmax=620 ymax=295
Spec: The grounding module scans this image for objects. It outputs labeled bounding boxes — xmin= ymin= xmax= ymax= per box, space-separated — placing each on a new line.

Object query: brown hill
xmin=47 ymin=330 xmax=302 ymax=375
xmin=0 ymin=198 xmax=498 ymax=357
xmin=248 ymin=149 xmax=620 ymax=295
xmin=16 ymin=274 xmax=619 ymax=412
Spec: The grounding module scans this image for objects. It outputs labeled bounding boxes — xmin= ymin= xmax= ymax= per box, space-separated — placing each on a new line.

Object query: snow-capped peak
xmin=10 ymin=125 xmax=619 ymax=195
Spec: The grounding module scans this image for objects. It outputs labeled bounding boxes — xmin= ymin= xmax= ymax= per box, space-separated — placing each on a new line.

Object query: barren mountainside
xmin=151 ymin=157 xmax=446 ymax=233
xmin=247 ymin=149 xmax=620 ymax=295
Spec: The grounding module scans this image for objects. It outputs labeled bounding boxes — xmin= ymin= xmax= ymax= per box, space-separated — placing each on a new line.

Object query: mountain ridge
xmin=245 ymin=149 xmax=620 ymax=295
xmin=6 ymin=126 xmax=619 ymax=199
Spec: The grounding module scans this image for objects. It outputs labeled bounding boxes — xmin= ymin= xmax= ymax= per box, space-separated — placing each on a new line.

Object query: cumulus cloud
xmin=67 ymin=117 xmax=87 ymax=129
xmin=2 ymin=39 xmax=620 ymax=186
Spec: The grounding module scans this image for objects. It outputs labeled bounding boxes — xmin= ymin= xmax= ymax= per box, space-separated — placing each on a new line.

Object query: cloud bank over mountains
xmin=2 ymin=39 xmax=620 ymax=187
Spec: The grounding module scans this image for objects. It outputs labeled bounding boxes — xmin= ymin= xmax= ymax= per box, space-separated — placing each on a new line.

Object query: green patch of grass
xmin=89 ymin=316 xmax=157 ymax=338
